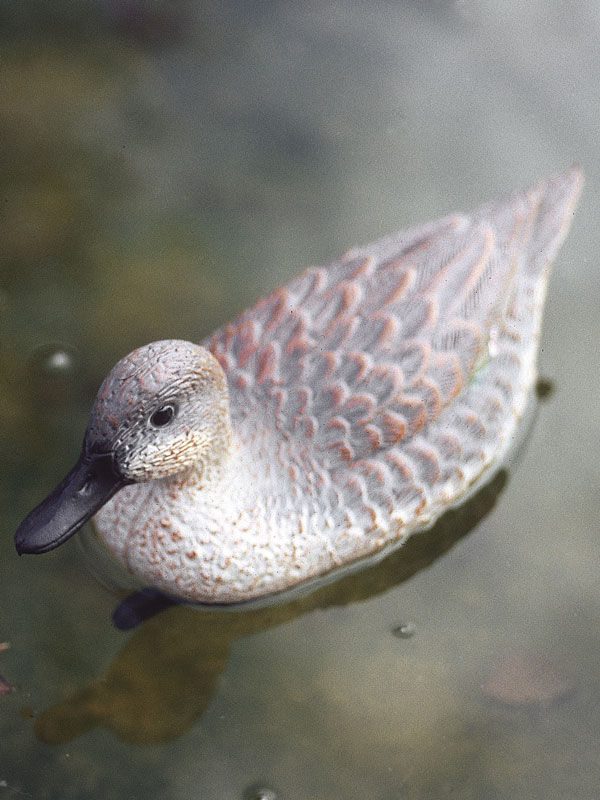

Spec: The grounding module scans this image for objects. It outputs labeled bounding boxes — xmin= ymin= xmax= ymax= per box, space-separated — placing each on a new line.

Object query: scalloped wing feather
xmin=204 ymin=169 xmax=582 ymax=546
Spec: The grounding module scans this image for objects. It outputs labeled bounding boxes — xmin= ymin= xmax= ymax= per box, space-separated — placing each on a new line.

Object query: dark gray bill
xmin=14 ymin=449 xmax=130 ymax=555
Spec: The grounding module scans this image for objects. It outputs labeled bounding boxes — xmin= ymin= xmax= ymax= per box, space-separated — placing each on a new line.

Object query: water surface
xmin=1 ymin=2 xmax=599 ymax=798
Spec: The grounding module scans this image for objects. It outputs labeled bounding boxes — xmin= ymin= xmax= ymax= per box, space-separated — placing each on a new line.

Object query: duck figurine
xmin=15 ymin=169 xmax=582 ymax=604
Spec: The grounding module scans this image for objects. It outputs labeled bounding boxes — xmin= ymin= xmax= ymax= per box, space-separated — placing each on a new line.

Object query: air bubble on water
xmin=26 ymin=343 xmax=79 ymax=409
xmin=33 ymin=344 xmax=76 ymax=376
xmin=27 ymin=342 xmax=77 ymax=377
xmin=46 ymin=350 xmax=72 ymax=371
xmin=392 ymin=622 xmax=416 ymax=639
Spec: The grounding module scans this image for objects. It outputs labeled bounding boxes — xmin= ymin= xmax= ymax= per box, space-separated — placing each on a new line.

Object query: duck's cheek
xmin=117 ymin=431 xmax=210 ymax=482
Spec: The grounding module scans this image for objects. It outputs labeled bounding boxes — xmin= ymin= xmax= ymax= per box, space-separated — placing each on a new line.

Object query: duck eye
xmin=149 ymin=404 xmax=176 ymax=428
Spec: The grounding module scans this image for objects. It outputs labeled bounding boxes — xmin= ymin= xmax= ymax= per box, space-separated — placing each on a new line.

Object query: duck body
xmin=16 ymin=170 xmax=582 ymax=603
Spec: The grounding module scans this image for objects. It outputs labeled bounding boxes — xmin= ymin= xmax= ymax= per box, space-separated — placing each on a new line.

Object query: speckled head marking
xmin=87 ymin=340 xmax=231 ymax=481
xmin=14 ymin=340 xmax=231 ymax=555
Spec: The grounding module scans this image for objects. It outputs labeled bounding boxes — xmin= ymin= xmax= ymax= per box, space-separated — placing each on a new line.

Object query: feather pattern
xmin=202 ymin=170 xmax=581 ymax=569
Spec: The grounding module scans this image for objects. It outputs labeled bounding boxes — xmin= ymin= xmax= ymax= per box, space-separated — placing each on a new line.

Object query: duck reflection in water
xmin=35 ymin=469 xmax=506 ymax=745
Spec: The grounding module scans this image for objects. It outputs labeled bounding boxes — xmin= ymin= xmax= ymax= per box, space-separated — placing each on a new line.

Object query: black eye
xmin=150 ymin=404 xmax=176 ymax=428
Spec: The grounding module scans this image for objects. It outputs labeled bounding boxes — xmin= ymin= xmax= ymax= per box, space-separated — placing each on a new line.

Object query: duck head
xmin=15 ymin=340 xmax=231 ymax=555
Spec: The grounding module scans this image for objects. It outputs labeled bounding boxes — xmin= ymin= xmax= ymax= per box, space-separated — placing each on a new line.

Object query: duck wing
xmin=205 ymin=169 xmax=581 ymax=537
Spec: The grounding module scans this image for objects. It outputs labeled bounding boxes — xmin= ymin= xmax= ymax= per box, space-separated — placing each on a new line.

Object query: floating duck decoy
xmin=15 ymin=169 xmax=582 ymax=604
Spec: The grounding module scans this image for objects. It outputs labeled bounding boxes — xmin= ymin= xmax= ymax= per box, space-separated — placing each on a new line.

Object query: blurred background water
xmin=1 ymin=1 xmax=599 ymax=798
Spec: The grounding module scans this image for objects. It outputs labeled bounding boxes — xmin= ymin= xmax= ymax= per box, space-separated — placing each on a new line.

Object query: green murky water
xmin=1 ymin=2 xmax=599 ymax=797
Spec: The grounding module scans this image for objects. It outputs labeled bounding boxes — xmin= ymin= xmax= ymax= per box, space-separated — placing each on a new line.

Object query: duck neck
xmin=189 ymin=412 xmax=235 ymax=486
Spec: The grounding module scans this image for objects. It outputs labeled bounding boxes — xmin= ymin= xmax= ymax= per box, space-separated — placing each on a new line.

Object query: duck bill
xmin=14 ymin=449 xmax=130 ymax=555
